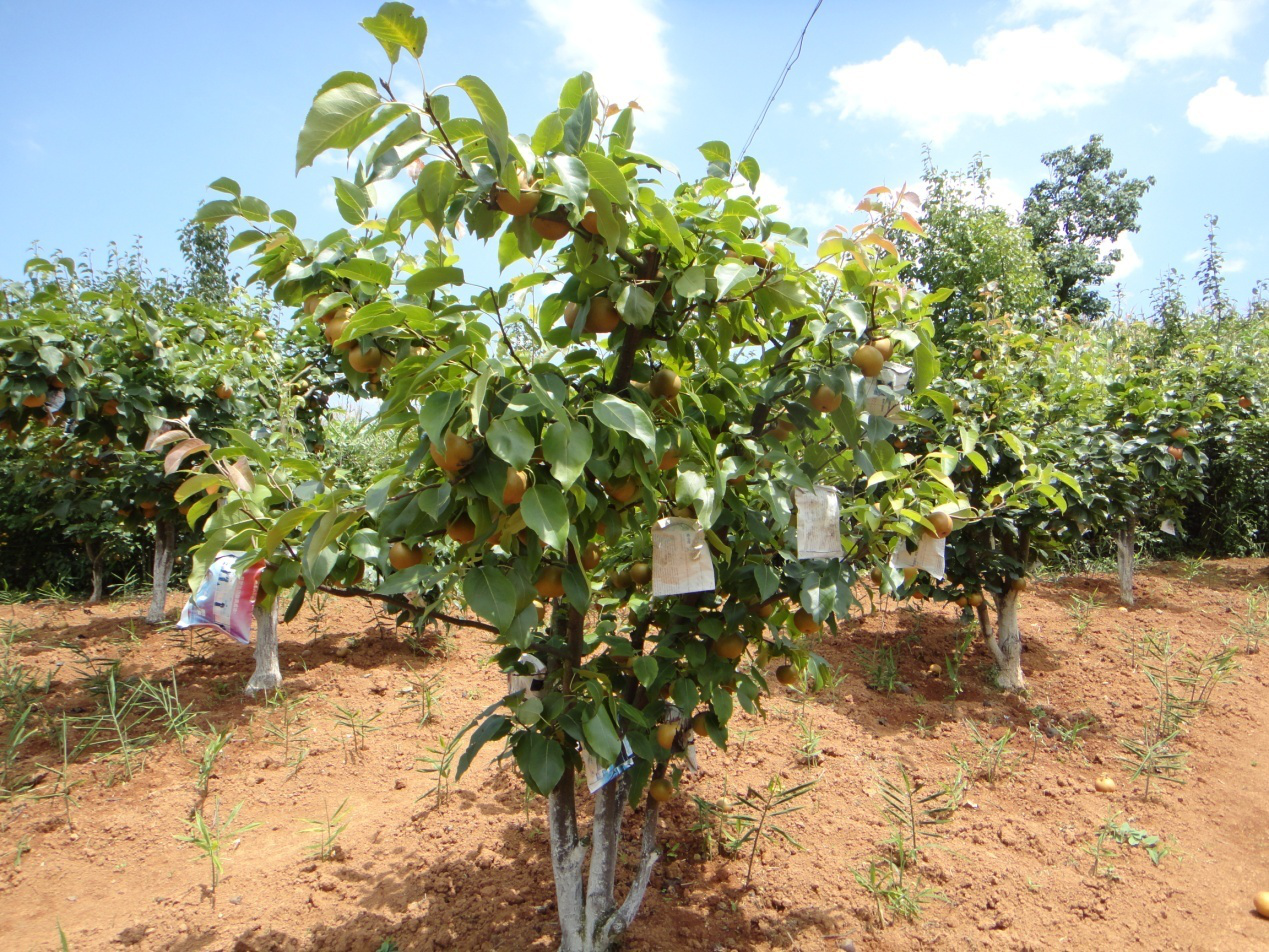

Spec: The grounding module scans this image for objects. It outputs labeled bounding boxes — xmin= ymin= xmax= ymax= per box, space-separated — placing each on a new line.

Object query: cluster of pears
xmin=305 ymin=293 xmax=385 ymax=378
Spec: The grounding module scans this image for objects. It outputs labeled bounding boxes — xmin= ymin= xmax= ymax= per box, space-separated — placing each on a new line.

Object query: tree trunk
xmin=244 ymin=602 xmax=282 ymax=696
xmin=548 ymin=766 xmax=663 ymax=952
xmin=145 ymin=518 xmax=177 ymax=623
xmin=85 ymin=541 xmax=105 ymax=605
xmin=985 ymin=589 xmax=1025 ymax=692
xmin=1116 ymin=520 xmax=1135 ymax=607
xmin=975 ymin=600 xmax=992 ymax=644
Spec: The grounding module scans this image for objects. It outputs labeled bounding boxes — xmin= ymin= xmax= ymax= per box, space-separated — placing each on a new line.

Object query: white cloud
xmin=823 ymin=0 xmax=1262 ymax=142
xmin=985 ymin=176 xmax=1026 ymax=216
xmin=1226 ymin=257 xmax=1247 ymax=272
xmin=823 ymin=26 xmax=1130 ymax=144
xmin=1186 ymin=60 xmax=1269 ymax=146
xmin=1106 ymin=233 xmax=1143 ymax=282
xmin=1009 ymin=0 xmax=1256 ymax=62
xmin=526 ymin=0 xmax=675 ymax=130
xmin=735 ymin=174 xmax=858 ymax=234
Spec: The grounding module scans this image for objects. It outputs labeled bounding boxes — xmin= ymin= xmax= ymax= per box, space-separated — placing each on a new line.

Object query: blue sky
xmin=2 ymin=0 xmax=1266 ymax=314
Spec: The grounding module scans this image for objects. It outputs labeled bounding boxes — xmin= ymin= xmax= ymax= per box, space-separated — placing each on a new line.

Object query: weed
xmin=853 ymin=857 xmax=939 ymax=927
xmin=859 ymin=643 xmax=900 ymax=693
xmin=0 ymin=703 xmax=37 ymax=796
xmin=195 ymin=729 xmax=233 ymax=799
xmin=302 ymin=797 xmax=352 ymax=861
xmin=401 ymin=666 xmax=443 ymax=726
xmin=12 ymin=834 xmax=30 ymax=868
xmin=175 ymin=798 xmax=259 ymax=907
xmin=913 ymin=716 xmax=934 ymax=739
xmin=1065 ymin=593 xmax=1101 ymax=639
xmin=877 ymin=762 xmax=962 ymax=861
xmin=956 ymin=719 xmax=1016 ymax=783
xmin=165 ymin=625 xmax=220 ymax=664
xmin=943 ymin=625 xmax=975 ymax=698
xmin=262 ymin=691 xmax=310 ymax=775
xmin=34 ymin=714 xmax=86 ymax=829
xmin=1116 ymin=727 xmax=1188 ymax=797
xmin=332 ymin=704 xmax=381 ymax=764
xmin=793 ymin=717 xmax=822 ymax=766
xmin=1102 ymin=813 xmax=1173 ymax=866
xmin=1082 ymin=816 xmax=1120 ymax=880
xmin=730 ymin=777 xmax=817 ymax=888
xmin=416 ymin=733 xmax=462 ymax=807
xmin=1230 ymin=589 xmax=1267 ymax=654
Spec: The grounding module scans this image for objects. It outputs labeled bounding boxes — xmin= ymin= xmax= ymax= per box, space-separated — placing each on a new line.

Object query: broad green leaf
xmin=543 ymin=419 xmax=592 ymax=489
xmin=551 ymin=155 xmax=589 ymax=210
xmin=699 ymin=140 xmax=731 ymax=165
xmin=632 ymin=655 xmax=658 ymax=688
xmin=360 ymin=2 xmax=427 ymax=63
xmin=520 ymin=484 xmax=569 ymax=551
xmin=582 ymin=705 xmax=622 ymax=764
xmin=592 ymin=394 xmax=656 ymax=456
xmin=487 ymin=416 xmax=535 ymax=470
xmin=649 ymin=199 xmax=684 ymax=255
xmin=674 ymin=266 xmax=706 ymax=299
xmin=519 ymin=731 xmax=565 ymax=794
xmin=406 ymin=266 xmax=464 ymax=296
xmin=462 ymin=565 xmax=516 ymax=630
xmin=296 ymin=76 xmax=384 ymax=172
xmin=456 ymin=75 xmax=510 ymax=167
xmin=329 ymin=258 xmax=392 ymax=286
xmin=579 ymin=151 xmax=629 ymax=206
xmin=455 ymin=712 xmax=509 ymax=780
xmin=533 ymin=112 xmax=564 ymax=156
xmin=615 ymin=284 xmax=654 ymax=328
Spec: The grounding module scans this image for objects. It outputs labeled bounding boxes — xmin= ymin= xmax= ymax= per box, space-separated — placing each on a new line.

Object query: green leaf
xmin=456 ymin=75 xmax=510 ymax=168
xmin=405 ymin=266 xmax=464 ymax=296
xmin=487 ymin=417 xmax=535 ymax=470
xmin=533 ymin=112 xmax=565 ymax=156
xmin=193 ymin=200 xmax=238 ymax=224
xmin=615 ymin=284 xmax=654 ymax=328
xmin=714 ymin=261 xmax=759 ymax=298
xmin=551 ymin=155 xmax=589 ymax=210
xmin=737 ymin=156 xmax=760 ymax=190
xmin=583 ymin=706 xmax=622 ymax=764
xmin=592 ymin=394 xmax=656 ymax=456
xmin=296 ymin=76 xmax=385 ymax=172
xmin=632 ymin=656 xmax=658 ymax=688
xmin=455 ymin=713 xmax=509 ymax=781
xmin=699 ymin=141 xmax=731 ymax=165
xmin=360 ymin=2 xmax=427 ymax=63
xmin=329 ymin=258 xmax=392 ymax=286
xmin=520 ymin=484 xmax=569 ymax=552
xmin=649 ymin=199 xmax=684 ymax=255
xmin=333 ymin=178 xmax=370 ymax=225
xmin=674 ymin=266 xmax=706 ymax=298
xmin=579 ymin=151 xmax=629 ymax=206
xmin=207 ymin=177 xmax=241 ymax=198
xmin=913 ymin=339 xmax=939 ymax=393
xmin=462 ymin=565 xmax=516 ymax=631
xmin=542 ymin=419 xmax=592 ymax=490
xmin=519 ymin=732 xmax=565 ymax=795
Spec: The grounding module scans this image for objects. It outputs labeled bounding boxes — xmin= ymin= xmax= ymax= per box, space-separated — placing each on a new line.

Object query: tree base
xmin=244 ymin=603 xmax=282 ymax=696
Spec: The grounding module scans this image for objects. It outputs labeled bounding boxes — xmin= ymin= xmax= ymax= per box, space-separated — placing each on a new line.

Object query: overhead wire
xmin=733 ymin=0 xmax=827 ymax=175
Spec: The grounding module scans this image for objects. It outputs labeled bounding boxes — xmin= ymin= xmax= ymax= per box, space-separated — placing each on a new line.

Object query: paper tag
xmin=507 ymin=653 xmax=546 ymax=698
xmin=864 ymin=362 xmax=911 ymax=420
xmin=45 ymin=388 xmax=67 ymax=414
xmin=1160 ymin=519 xmax=1176 ymax=536
xmin=582 ymin=737 xmax=635 ymax=794
xmin=890 ymin=533 xmax=946 ymax=580
xmin=794 ymin=485 xmax=844 ymax=560
xmin=652 ymin=517 xmax=716 ymax=597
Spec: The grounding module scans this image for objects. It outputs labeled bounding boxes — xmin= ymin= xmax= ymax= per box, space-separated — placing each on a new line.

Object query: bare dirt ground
xmin=1 ymin=558 xmax=1267 ymax=952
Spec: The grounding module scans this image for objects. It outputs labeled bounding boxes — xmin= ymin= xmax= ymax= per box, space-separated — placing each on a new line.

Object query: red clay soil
xmin=1 ymin=559 xmax=1268 ymax=952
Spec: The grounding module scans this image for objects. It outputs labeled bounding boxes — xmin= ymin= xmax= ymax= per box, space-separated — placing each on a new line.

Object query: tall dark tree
xmin=1021 ymin=135 xmax=1154 ymax=319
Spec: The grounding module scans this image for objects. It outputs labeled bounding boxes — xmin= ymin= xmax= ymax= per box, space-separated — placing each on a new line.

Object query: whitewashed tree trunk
xmin=1116 ymin=520 xmax=1135 ymax=607
xmin=145 ymin=519 xmax=177 ymax=623
xmin=85 ymin=541 xmax=105 ymax=605
xmin=548 ymin=767 xmax=662 ymax=952
xmin=985 ymin=589 xmax=1025 ymax=692
xmin=244 ymin=602 xmax=282 ymax=696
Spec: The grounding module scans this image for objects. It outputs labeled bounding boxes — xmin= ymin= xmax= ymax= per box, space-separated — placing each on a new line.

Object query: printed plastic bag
xmin=178 ymin=552 xmax=264 ymax=645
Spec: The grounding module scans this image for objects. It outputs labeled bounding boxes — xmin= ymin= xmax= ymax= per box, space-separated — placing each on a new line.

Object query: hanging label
xmin=890 ymin=533 xmax=946 ymax=580
xmin=794 ymin=485 xmax=844 ymax=559
xmin=652 ymin=517 xmax=716 ymax=597
xmin=865 ymin=362 xmax=912 ymax=420
xmin=507 ymin=653 xmax=546 ymax=698
xmin=582 ymin=737 xmax=635 ymax=794
xmin=1160 ymin=519 xmax=1176 ymax=536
